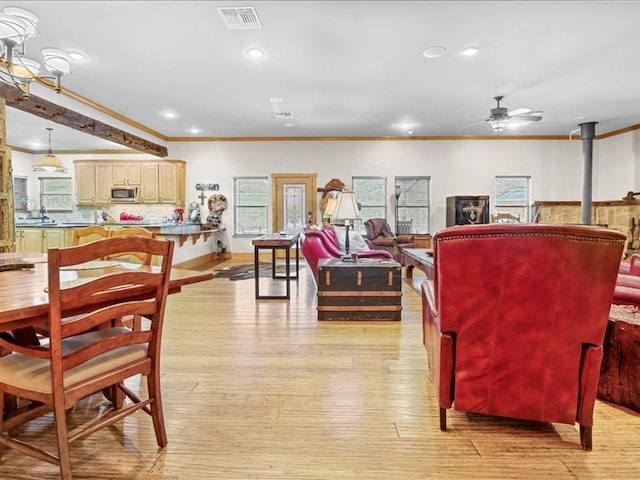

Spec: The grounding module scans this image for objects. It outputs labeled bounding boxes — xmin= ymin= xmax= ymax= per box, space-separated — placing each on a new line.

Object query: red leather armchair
xmin=363 ymin=218 xmax=415 ymax=262
xmin=421 ymin=223 xmax=625 ymax=450
xmin=301 ymin=229 xmax=393 ymax=279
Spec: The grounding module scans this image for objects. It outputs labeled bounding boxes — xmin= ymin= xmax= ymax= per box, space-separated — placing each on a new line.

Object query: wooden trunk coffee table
xmin=316 ymin=257 xmax=402 ymax=320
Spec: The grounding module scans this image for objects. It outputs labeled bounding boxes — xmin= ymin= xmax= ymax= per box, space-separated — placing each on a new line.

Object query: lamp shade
xmin=330 ymin=190 xmax=361 ymax=222
xmin=323 ymin=191 xmax=339 ymax=219
xmin=33 ymin=153 xmax=67 ymax=173
xmin=33 ymin=127 xmax=67 ymax=173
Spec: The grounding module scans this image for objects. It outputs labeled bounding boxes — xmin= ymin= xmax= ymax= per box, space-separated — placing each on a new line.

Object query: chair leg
xmin=439 ymin=407 xmax=447 ymax=431
xmin=580 ymin=424 xmax=592 ymax=451
xmin=147 ymin=371 xmax=167 ymax=447
xmin=53 ymin=400 xmax=73 ymax=480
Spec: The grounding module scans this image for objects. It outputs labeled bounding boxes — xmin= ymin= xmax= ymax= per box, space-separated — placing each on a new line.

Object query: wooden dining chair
xmin=70 ymin=225 xmax=109 ymax=246
xmin=0 ymin=236 xmax=174 ymax=480
xmin=107 ymin=226 xmax=156 ymax=264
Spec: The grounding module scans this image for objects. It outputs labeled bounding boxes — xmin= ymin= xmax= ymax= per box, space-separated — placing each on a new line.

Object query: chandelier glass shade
xmin=33 ymin=128 xmax=67 ymax=174
xmin=0 ymin=7 xmax=72 ymax=96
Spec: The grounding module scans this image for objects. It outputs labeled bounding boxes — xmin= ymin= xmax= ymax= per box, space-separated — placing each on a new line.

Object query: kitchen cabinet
xmin=141 ymin=160 xmax=186 ymax=206
xmin=112 ymin=162 xmax=141 ymax=186
xmin=140 ymin=163 xmax=159 ymax=203
xmin=15 ymin=227 xmax=66 ymax=253
xmin=75 ymin=162 xmax=112 ymax=205
xmin=76 ymin=160 xmax=185 ymax=206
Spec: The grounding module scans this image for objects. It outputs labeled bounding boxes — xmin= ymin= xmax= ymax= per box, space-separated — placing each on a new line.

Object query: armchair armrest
xmin=396 ymin=234 xmax=415 ymax=244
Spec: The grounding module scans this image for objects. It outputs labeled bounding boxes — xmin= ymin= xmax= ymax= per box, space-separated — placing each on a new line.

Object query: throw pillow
xmin=333 ymin=225 xmax=370 ymax=252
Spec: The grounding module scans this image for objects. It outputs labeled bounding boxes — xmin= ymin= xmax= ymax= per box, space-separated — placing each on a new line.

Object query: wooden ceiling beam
xmin=0 ymin=84 xmax=168 ymax=158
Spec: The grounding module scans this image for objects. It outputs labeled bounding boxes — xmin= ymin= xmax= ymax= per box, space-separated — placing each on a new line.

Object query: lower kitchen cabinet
xmin=16 ymin=227 xmax=67 ymax=253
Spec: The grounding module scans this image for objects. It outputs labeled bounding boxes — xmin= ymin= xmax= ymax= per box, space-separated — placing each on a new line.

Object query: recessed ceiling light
xmin=162 ymin=111 xmax=177 ymax=119
xmin=460 ymin=46 xmax=479 ymax=57
xmin=284 ymin=123 xmax=294 ymax=128
xmin=68 ymin=51 xmax=87 ymax=61
xmin=270 ymin=97 xmax=283 ymax=103
xmin=189 ymin=127 xmax=201 ymax=134
xmin=246 ymin=48 xmax=264 ymax=59
xmin=423 ymin=46 xmax=446 ymax=58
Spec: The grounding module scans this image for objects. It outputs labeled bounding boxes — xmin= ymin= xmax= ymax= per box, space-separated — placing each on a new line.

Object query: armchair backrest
xmin=431 ymin=223 xmax=625 ymax=426
xmin=364 ymin=218 xmax=392 ymax=240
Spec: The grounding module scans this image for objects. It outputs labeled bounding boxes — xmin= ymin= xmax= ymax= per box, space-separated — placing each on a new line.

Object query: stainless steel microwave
xmin=110 ymin=186 xmax=139 ymax=202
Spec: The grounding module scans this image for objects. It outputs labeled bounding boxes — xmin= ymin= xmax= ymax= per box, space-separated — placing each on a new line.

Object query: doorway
xmin=272 ymin=173 xmax=317 ymax=234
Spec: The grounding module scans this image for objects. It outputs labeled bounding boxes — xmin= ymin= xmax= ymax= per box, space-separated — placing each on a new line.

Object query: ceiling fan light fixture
xmin=33 ymin=127 xmax=67 ymax=173
xmin=487 ymin=116 xmax=509 ymax=133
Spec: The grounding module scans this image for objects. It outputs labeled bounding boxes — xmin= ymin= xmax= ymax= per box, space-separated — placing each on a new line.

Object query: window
xmin=13 ymin=176 xmax=28 ymax=211
xmin=494 ymin=176 xmax=531 ymax=221
xmin=39 ymin=177 xmax=73 ymax=212
xmin=234 ymin=176 xmax=269 ymax=235
xmin=352 ymin=176 xmax=386 ymax=233
xmin=394 ymin=176 xmax=431 ymax=233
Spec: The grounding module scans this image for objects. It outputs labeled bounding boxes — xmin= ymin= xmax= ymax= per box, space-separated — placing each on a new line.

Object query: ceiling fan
xmin=486 ymin=95 xmax=543 ymax=132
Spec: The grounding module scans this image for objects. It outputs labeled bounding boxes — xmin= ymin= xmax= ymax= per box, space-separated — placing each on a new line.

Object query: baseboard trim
xmin=173 ymin=252 xmax=231 ymax=270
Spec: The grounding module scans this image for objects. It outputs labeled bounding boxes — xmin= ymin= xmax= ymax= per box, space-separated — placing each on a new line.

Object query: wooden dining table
xmin=0 ymin=251 xmax=213 ymax=338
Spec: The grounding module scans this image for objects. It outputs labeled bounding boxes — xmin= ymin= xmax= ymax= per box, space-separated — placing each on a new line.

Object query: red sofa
xmin=421 ymin=223 xmax=625 ymax=450
xmin=301 ymin=228 xmax=393 ymax=279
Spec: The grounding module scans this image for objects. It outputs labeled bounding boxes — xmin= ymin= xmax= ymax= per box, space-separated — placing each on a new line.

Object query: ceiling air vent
xmin=217 ymin=6 xmax=262 ymax=29
xmin=273 ymin=112 xmax=294 ymax=119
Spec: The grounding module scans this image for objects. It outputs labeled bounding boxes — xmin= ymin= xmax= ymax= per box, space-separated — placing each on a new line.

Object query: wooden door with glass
xmin=272 ymin=173 xmax=317 ymax=234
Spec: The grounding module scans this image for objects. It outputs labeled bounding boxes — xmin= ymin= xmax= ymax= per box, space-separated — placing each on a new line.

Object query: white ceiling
xmin=4 ymin=0 xmax=640 ymax=152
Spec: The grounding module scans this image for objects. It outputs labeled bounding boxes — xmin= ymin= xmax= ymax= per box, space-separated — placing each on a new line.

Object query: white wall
xmin=11 ymin=130 xmax=640 ymax=253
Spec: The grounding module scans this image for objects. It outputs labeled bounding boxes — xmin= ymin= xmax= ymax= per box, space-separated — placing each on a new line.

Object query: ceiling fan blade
xmin=508 ymin=107 xmax=531 ymax=116
xmin=458 ymin=119 xmax=486 ymax=130
xmin=509 ymin=114 xmax=543 ymax=122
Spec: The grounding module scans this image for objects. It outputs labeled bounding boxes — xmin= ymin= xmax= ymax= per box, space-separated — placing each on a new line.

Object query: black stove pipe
xmin=579 ymin=122 xmax=597 ymax=225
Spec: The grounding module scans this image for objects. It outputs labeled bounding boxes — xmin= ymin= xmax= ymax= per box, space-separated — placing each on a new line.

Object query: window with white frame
xmin=394 ymin=176 xmax=431 ymax=233
xmin=352 ymin=176 xmax=386 ymax=233
xmin=13 ymin=176 xmax=28 ymax=211
xmin=234 ymin=176 xmax=269 ymax=235
xmin=494 ymin=176 xmax=531 ymax=222
xmin=39 ymin=177 xmax=73 ymax=211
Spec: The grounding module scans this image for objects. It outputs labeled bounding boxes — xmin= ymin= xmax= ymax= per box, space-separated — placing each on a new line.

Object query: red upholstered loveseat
xmin=300 ymin=228 xmax=393 ymax=279
xmin=421 ymin=223 xmax=625 ymax=450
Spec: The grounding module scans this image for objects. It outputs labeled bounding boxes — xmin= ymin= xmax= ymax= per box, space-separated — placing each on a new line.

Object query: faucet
xmin=40 ymin=205 xmax=49 ymax=221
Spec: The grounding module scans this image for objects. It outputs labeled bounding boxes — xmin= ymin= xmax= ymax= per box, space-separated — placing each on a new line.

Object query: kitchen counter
xmin=14 ymin=222 xmax=229 ymax=266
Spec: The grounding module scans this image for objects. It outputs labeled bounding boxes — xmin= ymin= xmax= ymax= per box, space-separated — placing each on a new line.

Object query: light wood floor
xmin=2 ymin=259 xmax=640 ymax=479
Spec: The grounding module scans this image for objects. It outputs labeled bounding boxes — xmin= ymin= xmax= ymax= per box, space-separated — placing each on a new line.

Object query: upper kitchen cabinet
xmin=112 ymin=162 xmax=141 ymax=186
xmin=76 ymin=160 xmax=185 ymax=207
xmin=75 ymin=162 xmax=112 ymax=205
xmin=141 ymin=160 xmax=185 ymax=206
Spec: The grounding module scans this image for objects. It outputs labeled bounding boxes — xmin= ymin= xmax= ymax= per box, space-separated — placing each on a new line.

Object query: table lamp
xmin=330 ymin=189 xmax=361 ymax=255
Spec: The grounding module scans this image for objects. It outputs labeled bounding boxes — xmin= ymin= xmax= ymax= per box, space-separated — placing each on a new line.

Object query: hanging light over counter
xmin=33 ymin=127 xmax=67 ymax=173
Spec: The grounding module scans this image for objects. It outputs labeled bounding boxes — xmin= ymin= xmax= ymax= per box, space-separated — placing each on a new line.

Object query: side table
xmin=251 ymin=233 xmax=300 ymax=299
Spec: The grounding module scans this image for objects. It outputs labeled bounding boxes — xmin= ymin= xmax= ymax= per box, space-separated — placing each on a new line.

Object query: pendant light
xmin=33 ymin=127 xmax=67 ymax=173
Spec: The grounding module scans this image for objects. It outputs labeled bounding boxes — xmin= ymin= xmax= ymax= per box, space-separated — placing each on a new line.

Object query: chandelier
xmin=33 ymin=127 xmax=67 ymax=173
xmin=0 ymin=7 xmax=71 ymax=97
